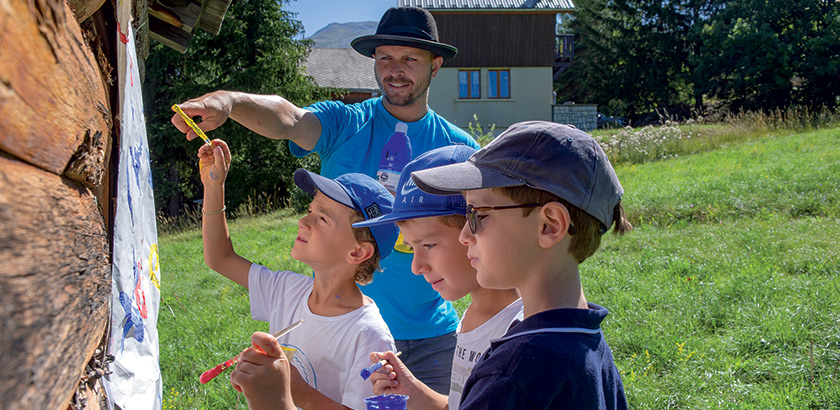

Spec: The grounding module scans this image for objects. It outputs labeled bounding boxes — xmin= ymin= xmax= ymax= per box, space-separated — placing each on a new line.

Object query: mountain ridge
xmin=309 ymin=21 xmax=377 ymax=49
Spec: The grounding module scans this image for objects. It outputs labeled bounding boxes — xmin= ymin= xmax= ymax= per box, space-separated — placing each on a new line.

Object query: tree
xmin=144 ymin=0 xmax=334 ymax=216
xmin=793 ymin=0 xmax=840 ymax=109
xmin=556 ymin=0 xmax=695 ymax=117
xmin=556 ymin=0 xmax=839 ymax=118
xmin=694 ymin=0 xmax=795 ymax=112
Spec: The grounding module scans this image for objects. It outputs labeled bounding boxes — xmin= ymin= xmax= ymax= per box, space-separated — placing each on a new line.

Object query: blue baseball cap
xmin=354 ymin=145 xmax=476 ymax=228
xmin=294 ymin=169 xmax=399 ymax=258
xmin=411 ymin=121 xmax=624 ymax=234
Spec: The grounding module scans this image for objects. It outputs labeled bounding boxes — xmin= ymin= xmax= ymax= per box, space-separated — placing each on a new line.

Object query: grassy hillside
xmin=158 ymin=127 xmax=840 ymax=409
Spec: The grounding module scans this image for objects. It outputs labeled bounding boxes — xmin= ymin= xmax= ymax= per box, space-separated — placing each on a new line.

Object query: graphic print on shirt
xmin=281 ymin=343 xmax=317 ymax=389
xmin=450 ymin=343 xmax=486 ymax=395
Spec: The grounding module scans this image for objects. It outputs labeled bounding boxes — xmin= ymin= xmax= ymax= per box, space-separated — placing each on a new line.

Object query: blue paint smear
xmin=129 ymin=145 xmax=143 ymax=199
xmin=117 ymin=251 xmax=145 ymax=352
xmin=118 ymin=291 xmax=145 ymax=352
xmin=126 ymin=161 xmax=134 ymax=227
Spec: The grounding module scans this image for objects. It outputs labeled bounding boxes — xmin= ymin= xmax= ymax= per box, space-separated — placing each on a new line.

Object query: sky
xmin=286 ymin=0 xmax=396 ymax=37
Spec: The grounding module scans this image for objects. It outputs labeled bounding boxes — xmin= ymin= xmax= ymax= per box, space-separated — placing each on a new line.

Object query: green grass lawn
xmin=158 ymin=127 xmax=840 ymax=409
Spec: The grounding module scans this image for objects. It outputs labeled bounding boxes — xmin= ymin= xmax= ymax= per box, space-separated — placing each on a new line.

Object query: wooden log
xmin=66 ymin=0 xmax=107 ymax=22
xmin=0 ymin=0 xmax=111 ymax=188
xmin=0 ymin=155 xmax=111 ymax=410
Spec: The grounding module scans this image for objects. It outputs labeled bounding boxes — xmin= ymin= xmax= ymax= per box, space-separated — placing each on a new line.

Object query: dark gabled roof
xmin=304 ymin=48 xmax=379 ymax=92
xmin=399 ymin=0 xmax=575 ymax=11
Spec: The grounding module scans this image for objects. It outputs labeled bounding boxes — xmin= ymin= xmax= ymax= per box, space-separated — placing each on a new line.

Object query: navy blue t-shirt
xmin=459 ymin=303 xmax=627 ymax=410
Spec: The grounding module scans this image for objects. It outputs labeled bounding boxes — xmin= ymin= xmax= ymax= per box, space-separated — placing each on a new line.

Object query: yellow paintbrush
xmin=172 ymin=104 xmax=213 ymax=147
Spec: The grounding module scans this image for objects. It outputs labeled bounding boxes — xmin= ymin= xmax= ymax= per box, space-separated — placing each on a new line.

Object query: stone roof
xmin=304 ymin=48 xmax=378 ymax=92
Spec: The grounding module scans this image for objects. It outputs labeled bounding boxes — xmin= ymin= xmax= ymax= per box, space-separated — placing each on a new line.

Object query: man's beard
xmin=376 ymin=68 xmax=433 ymax=107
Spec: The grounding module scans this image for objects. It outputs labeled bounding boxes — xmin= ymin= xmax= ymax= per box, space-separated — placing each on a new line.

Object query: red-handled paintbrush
xmin=200 ymin=319 xmax=304 ymax=384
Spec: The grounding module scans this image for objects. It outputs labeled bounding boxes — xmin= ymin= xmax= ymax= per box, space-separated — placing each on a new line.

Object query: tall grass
xmin=592 ymin=107 xmax=840 ymax=165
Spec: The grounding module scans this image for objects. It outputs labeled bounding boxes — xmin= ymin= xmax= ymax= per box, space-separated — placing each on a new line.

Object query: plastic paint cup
xmin=363 ymin=394 xmax=409 ymax=410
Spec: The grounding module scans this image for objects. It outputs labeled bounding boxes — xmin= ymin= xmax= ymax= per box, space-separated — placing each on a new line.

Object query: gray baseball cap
xmin=410 ymin=121 xmax=624 ymax=233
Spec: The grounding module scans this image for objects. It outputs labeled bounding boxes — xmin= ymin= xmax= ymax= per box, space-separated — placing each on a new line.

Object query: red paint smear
xmin=128 ymin=53 xmax=134 ymax=87
xmin=117 ymin=22 xmax=128 ymax=44
xmin=134 ymin=276 xmax=148 ymax=319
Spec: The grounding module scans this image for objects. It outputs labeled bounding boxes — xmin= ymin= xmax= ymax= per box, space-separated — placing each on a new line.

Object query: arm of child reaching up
xmin=198 ymin=140 xmax=252 ymax=288
xmin=230 ymin=332 xmax=296 ymax=410
xmin=368 ymin=351 xmax=449 ymax=410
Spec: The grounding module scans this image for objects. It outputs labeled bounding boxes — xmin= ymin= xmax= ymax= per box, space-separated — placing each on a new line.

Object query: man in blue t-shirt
xmin=172 ymin=7 xmax=479 ymax=393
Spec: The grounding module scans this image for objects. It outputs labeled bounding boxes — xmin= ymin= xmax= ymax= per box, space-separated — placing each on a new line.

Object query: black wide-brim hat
xmin=351 ymin=7 xmax=458 ymax=61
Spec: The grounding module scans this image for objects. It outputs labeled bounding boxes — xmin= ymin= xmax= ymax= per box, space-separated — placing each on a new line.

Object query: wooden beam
xmin=197 ymin=0 xmax=232 ymax=35
xmin=149 ymin=14 xmax=191 ymax=53
xmin=0 ymin=0 xmax=111 ymax=188
xmin=0 ymin=155 xmax=111 ymax=410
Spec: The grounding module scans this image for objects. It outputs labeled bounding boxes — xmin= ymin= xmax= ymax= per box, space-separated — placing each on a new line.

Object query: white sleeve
xmin=248 ymin=263 xmax=302 ymax=322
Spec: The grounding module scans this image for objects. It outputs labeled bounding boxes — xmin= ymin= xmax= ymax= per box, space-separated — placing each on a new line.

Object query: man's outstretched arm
xmin=172 ymin=90 xmax=322 ymax=151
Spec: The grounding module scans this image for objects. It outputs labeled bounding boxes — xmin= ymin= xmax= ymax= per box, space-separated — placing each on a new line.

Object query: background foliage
xmin=144 ymin=0 xmax=333 ymax=217
xmin=557 ymin=0 xmax=840 ymax=118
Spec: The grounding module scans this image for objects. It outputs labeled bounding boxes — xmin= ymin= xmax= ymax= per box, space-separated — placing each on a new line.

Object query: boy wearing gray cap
xmin=412 ymin=121 xmax=632 ymax=409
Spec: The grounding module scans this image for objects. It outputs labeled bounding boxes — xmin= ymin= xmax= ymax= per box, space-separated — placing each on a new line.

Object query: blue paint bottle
xmin=376 ymin=122 xmax=411 ymax=195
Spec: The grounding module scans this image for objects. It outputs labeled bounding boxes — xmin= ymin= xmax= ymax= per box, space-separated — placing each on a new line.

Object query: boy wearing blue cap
xmin=174 ymin=8 xmax=479 ymax=392
xmin=197 ymin=141 xmax=398 ymax=409
xmin=412 ymin=121 xmax=632 ymax=409
xmin=355 ymin=145 xmax=523 ymax=410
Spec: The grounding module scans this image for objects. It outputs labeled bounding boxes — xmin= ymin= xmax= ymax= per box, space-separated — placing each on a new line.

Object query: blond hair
xmin=395 ymin=214 xmax=467 ymax=230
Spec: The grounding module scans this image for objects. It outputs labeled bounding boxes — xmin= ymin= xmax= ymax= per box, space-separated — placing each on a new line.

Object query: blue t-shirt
xmin=291 ymin=97 xmax=479 ymax=340
xmin=459 ymin=304 xmax=628 ymax=409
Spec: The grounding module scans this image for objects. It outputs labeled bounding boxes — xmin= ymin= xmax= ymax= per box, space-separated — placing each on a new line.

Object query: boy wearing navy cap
xmin=412 ymin=121 xmax=632 ymax=409
xmin=197 ymin=141 xmax=398 ymax=409
xmin=355 ymin=145 xmax=523 ymax=410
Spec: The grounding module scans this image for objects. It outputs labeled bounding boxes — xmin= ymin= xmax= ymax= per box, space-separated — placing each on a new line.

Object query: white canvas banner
xmin=103 ymin=22 xmax=163 ymax=410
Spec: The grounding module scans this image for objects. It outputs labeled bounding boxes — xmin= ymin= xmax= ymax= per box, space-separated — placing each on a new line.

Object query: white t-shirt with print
xmin=448 ymin=298 xmax=524 ymax=410
xmin=249 ymin=264 xmax=396 ymax=410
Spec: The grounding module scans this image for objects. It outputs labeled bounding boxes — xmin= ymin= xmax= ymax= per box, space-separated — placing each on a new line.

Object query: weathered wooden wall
xmin=0 ymin=0 xmax=114 ymax=407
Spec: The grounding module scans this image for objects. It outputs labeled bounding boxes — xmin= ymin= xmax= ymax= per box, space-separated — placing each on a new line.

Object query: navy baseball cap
xmin=294 ymin=169 xmax=399 ymax=258
xmin=354 ymin=145 xmax=476 ymax=228
xmin=411 ymin=121 xmax=624 ymax=234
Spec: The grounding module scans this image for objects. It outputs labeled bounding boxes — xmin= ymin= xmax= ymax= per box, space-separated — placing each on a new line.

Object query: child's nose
xmin=458 ymin=222 xmax=474 ymax=245
xmin=411 ymin=254 xmax=429 ymax=276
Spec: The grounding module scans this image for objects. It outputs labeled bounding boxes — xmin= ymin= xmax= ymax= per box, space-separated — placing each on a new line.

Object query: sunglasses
xmin=466 ymin=203 xmax=578 ymax=235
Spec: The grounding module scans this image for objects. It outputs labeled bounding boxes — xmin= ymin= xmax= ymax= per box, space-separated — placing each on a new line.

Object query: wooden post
xmin=0 ymin=0 xmax=114 ymax=407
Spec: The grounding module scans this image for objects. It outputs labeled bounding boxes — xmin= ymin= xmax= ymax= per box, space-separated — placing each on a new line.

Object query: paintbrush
xmin=200 ymin=319 xmax=304 ymax=384
xmin=171 ymin=104 xmax=213 ymax=147
xmin=360 ymin=351 xmax=402 ymax=380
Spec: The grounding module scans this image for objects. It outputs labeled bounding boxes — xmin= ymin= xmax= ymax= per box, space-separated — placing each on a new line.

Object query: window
xmin=458 ymin=70 xmax=481 ymax=99
xmin=488 ymin=70 xmax=510 ymax=99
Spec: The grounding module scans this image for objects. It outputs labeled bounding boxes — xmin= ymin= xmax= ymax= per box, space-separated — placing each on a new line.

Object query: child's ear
xmin=537 ymin=202 xmax=573 ymax=248
xmin=347 ymin=241 xmax=376 ymax=265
